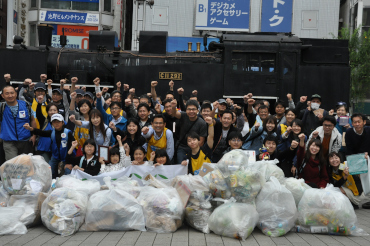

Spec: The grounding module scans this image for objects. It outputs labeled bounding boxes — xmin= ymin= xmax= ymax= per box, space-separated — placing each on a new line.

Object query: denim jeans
xmin=176 ymin=145 xmax=190 ymax=164
xmin=49 ymin=157 xmax=65 ymax=179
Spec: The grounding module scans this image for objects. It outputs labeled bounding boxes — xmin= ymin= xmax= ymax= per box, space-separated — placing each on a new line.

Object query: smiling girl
xmin=296 ymin=134 xmax=329 ymax=188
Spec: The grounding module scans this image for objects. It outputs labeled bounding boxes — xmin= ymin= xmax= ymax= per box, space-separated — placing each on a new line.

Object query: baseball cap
xmin=34 ymin=83 xmax=47 ymax=91
xmin=311 ymin=94 xmax=321 ymax=101
xmin=75 ymin=89 xmax=85 ymax=96
xmin=52 ymin=88 xmax=62 ymax=94
xmin=51 ymin=114 xmax=64 ymax=122
xmin=218 ymin=99 xmax=227 ymax=105
xmin=85 ymin=91 xmax=94 ymax=99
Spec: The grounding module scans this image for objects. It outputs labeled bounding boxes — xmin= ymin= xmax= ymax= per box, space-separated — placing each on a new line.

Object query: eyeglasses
xmin=112 ymin=95 xmax=121 ymax=99
xmin=230 ymin=139 xmax=242 ymax=143
xmin=111 ymin=107 xmax=121 ymax=111
xmin=323 ymin=124 xmax=334 ymax=128
xmin=186 ymin=108 xmax=198 ymax=112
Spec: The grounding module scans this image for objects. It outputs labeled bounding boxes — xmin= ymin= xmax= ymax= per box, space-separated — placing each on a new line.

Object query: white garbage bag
xmin=0 ymin=154 xmax=52 ymax=195
xmin=208 ymin=198 xmax=259 ymax=241
xmin=137 ymin=186 xmax=184 ymax=233
xmin=55 ymin=175 xmax=100 ymax=196
xmin=41 ymin=188 xmax=88 ymax=236
xmin=285 ymin=178 xmax=312 ymax=206
xmin=82 ymin=189 xmax=146 ymax=231
xmin=0 ymin=207 xmax=28 ymax=235
xmin=297 ymin=184 xmax=368 ymax=236
xmin=256 ymin=177 xmax=297 ymax=237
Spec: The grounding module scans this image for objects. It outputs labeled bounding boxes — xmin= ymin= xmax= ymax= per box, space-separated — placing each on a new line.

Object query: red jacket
xmin=297 ymin=145 xmax=329 ymax=188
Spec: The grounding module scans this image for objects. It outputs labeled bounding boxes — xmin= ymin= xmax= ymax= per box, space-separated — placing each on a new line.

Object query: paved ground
xmin=1 ymin=209 xmax=370 ymax=246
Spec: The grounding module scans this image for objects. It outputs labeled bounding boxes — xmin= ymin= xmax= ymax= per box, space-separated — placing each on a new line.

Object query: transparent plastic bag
xmin=256 ymin=177 xmax=297 ymax=237
xmin=82 ymin=189 xmax=146 ymax=231
xmin=137 ymin=186 xmax=184 ymax=233
xmin=41 ymin=187 xmax=88 ymax=236
xmin=249 ymin=159 xmax=285 ymax=184
xmin=0 ymin=207 xmax=28 ymax=235
xmin=0 ymin=181 xmax=9 ymax=207
xmin=0 ymin=154 xmax=52 ymax=195
xmin=185 ymin=190 xmax=213 ymax=233
xmin=55 ymin=175 xmax=100 ymax=196
xmin=208 ymin=198 xmax=259 ymax=241
xmin=8 ymin=192 xmax=47 ymax=227
xmin=203 ymin=168 xmax=231 ymax=199
xmin=217 ymin=150 xmax=250 ymax=178
xmin=297 ymin=184 xmax=368 ymax=236
xmin=285 ymin=178 xmax=312 ymax=207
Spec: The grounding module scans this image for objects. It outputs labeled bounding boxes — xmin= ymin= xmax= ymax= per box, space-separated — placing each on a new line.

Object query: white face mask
xmin=311 ymin=102 xmax=320 ymax=110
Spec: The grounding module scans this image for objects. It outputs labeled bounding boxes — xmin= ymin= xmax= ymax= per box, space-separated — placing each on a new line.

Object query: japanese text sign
xmin=196 ymin=0 xmax=250 ymax=31
xmin=261 ymin=0 xmax=293 ymax=32
xmin=40 ymin=10 xmax=99 ymax=24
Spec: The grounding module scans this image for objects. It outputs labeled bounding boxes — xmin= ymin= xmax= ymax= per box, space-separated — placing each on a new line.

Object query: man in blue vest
xmin=0 ymin=86 xmax=36 ymax=161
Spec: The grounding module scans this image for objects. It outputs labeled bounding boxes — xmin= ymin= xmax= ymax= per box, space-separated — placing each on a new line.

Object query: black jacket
xmin=65 ymin=154 xmax=101 ymax=176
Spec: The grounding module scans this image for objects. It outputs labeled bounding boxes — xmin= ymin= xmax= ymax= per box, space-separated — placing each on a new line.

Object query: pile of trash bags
xmin=256 ymin=177 xmax=297 ymax=237
xmin=1 ymin=150 xmax=368 ymax=240
xmin=208 ymin=198 xmax=259 ymax=240
xmin=41 ymin=187 xmax=88 ymax=236
xmin=0 ymin=154 xmax=52 ymax=235
xmin=296 ymin=185 xmax=366 ymax=236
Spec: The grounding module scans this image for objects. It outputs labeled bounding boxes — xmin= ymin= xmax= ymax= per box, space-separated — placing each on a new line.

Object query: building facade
xmin=0 ymin=0 xmax=7 ymax=48
xmin=130 ymin=0 xmax=340 ymax=51
xmin=9 ymin=0 xmax=123 ymax=48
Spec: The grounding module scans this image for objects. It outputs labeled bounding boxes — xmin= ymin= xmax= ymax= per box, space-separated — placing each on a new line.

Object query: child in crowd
xmin=328 ymin=152 xmax=362 ymax=209
xmin=124 ymin=145 xmax=153 ymax=167
xmin=23 ymin=113 xmax=74 ymax=179
xmin=296 ymin=134 xmax=329 ymax=188
xmin=223 ymin=131 xmax=243 ymax=154
xmin=99 ymin=135 xmax=129 ymax=173
xmin=181 ymin=117 xmax=214 ymax=175
xmin=65 ymin=139 xmax=101 ymax=176
xmin=151 ymin=149 xmax=171 ymax=167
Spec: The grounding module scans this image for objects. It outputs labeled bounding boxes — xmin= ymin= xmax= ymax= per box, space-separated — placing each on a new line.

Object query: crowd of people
xmin=0 ymin=73 xmax=369 ymax=209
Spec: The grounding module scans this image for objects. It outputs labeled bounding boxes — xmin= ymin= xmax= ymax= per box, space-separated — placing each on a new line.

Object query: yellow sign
xmin=159 ymin=72 xmax=183 ymax=80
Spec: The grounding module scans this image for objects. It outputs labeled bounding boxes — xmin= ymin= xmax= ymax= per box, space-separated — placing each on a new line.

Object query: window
xmin=104 ymin=0 xmax=112 ymax=12
xmin=363 ymin=8 xmax=370 ymax=34
xmin=231 ymin=52 xmax=276 ymax=73
xmin=30 ymin=24 xmax=37 ymax=47
xmin=41 ymin=0 xmax=98 ymax=11
xmin=31 ymin=0 xmax=37 ymax=8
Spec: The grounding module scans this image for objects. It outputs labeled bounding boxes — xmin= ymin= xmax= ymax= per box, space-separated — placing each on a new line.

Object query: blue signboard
xmin=40 ymin=11 xmax=99 ymax=24
xmin=195 ymin=0 xmax=250 ymax=31
xmin=261 ymin=0 xmax=293 ymax=32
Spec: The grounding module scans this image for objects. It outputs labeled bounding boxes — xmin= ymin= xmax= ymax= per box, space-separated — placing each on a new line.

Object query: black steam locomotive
xmin=0 ymin=31 xmax=350 ymax=109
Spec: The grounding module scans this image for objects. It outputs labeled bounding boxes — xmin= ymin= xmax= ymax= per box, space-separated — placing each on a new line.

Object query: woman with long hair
xmin=296 ymin=134 xmax=329 ymax=188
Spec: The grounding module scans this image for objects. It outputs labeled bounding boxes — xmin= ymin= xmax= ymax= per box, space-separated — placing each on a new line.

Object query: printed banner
xmin=195 ymin=0 xmax=250 ymax=31
xmin=40 ymin=10 xmax=99 ymax=24
xmin=50 ymin=24 xmax=98 ymax=49
xmin=261 ymin=0 xmax=293 ymax=32
xmin=71 ymin=164 xmax=188 ymax=185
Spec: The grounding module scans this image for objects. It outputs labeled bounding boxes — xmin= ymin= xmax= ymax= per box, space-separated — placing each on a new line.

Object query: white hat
xmin=51 ymin=114 xmax=64 ymax=122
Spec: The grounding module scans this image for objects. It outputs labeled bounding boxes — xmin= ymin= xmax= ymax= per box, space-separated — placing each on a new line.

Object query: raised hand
xmin=287 ymin=93 xmax=292 ymax=101
xmin=177 ymin=87 xmax=184 ymax=95
xmin=71 ymin=77 xmax=78 ymax=84
xmin=69 ymin=114 xmax=76 ymax=123
xmin=142 ymin=126 xmax=149 ymax=135
xmin=290 ymin=140 xmax=298 ymax=149
xmin=300 ymin=96 xmax=307 ymax=103
xmin=151 ymin=81 xmax=158 ymax=87
xmin=93 ymin=77 xmax=100 ymax=86
xmin=71 ymin=140 xmax=78 ymax=148
xmin=171 ymin=99 xmax=177 ymax=108
xmin=205 ymin=116 xmax=213 ymax=125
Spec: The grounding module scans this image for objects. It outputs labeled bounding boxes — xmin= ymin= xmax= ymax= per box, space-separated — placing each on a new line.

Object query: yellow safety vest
xmin=332 ymin=171 xmax=359 ymax=196
xmin=31 ymin=98 xmax=48 ymax=129
xmin=146 ymin=128 xmax=168 ymax=160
